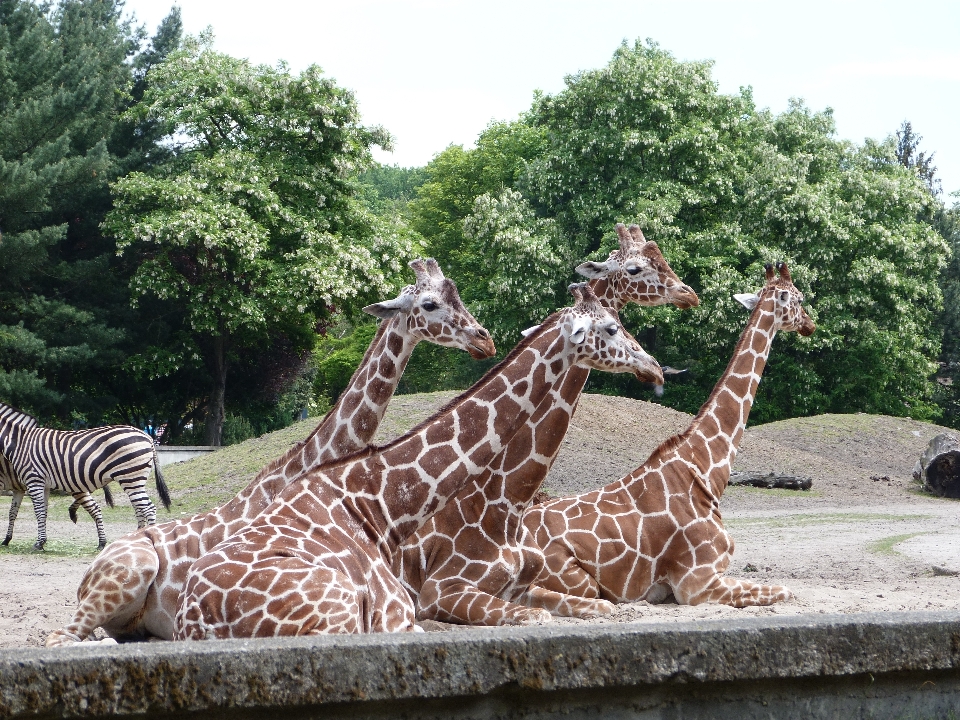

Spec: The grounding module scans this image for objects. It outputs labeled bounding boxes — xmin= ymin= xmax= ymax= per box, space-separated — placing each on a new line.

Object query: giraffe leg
xmin=672 ymin=567 xmax=792 ymax=607
xmin=418 ymin=579 xmax=552 ymax=626
xmin=45 ymin=535 xmax=159 ymax=646
xmin=519 ymin=583 xmax=615 ymax=619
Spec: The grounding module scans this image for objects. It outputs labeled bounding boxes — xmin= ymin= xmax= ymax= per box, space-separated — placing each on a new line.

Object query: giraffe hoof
xmin=503 ymin=608 xmax=553 ymax=626
xmin=579 ymin=600 xmax=616 ymax=618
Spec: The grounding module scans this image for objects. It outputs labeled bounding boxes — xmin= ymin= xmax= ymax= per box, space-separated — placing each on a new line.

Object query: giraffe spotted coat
xmin=524 ymin=263 xmax=815 ymax=609
xmin=47 ymin=259 xmax=495 ymax=646
xmin=173 ymin=285 xmax=663 ymax=638
xmin=395 ymin=224 xmax=701 ymax=626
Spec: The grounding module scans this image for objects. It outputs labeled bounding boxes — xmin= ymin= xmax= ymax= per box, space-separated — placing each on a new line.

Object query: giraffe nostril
xmin=477 ymin=328 xmax=490 ymax=339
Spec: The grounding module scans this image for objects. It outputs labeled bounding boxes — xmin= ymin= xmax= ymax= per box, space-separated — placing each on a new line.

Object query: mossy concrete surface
xmin=1 ymin=612 xmax=959 ymax=719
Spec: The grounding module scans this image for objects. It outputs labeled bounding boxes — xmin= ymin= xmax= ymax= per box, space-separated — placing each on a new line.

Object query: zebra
xmin=0 ymin=403 xmax=171 ymax=550
xmin=0 ymin=452 xmax=115 ymax=549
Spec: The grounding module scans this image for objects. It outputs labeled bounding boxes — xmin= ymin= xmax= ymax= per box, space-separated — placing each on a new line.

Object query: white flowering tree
xmin=104 ymin=35 xmax=413 ymax=444
xmin=411 ymin=39 xmax=950 ymax=422
xmin=462 ymin=189 xmax=567 ymax=344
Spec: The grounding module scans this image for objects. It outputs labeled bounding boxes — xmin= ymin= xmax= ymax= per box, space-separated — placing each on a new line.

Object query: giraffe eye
xmin=625 ymin=265 xmax=641 ymax=276
xmin=779 ymin=291 xmax=789 ymax=302
xmin=606 ymin=325 xmax=619 ymax=336
xmin=422 ymin=301 xmax=438 ymax=311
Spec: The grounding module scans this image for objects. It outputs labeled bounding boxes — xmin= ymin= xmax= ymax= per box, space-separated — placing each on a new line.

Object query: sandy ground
xmin=1 ymin=395 xmax=958 ymax=647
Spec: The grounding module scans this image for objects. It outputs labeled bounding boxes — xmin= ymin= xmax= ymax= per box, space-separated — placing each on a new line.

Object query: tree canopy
xmin=104 ymin=33 xmax=415 ymax=444
xmin=0 ymin=0 xmax=181 ymax=423
xmin=408 ymin=40 xmax=950 ymax=423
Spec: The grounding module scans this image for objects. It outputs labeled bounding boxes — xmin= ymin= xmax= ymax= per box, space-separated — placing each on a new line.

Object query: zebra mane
xmin=0 ymin=402 xmax=39 ymax=430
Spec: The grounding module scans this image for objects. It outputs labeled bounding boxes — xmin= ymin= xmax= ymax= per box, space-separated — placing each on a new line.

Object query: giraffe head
xmin=363 ymin=259 xmax=496 ymax=359
xmin=575 ymin=224 xmax=699 ymax=310
xmin=734 ymin=263 xmax=816 ymax=336
xmin=563 ymin=283 xmax=664 ymax=385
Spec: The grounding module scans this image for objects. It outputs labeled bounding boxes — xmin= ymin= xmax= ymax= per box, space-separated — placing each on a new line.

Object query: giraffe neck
xmin=478 ymin=274 xmax=631 ymax=511
xmin=629 ymin=297 xmax=778 ymax=501
xmin=589 ymin=278 xmax=625 ymax=312
xmin=313 ymin=317 xmax=577 ymax=551
xmin=300 ymin=316 xmax=417 ymax=460
xmin=214 ymin=316 xmax=418 ymax=524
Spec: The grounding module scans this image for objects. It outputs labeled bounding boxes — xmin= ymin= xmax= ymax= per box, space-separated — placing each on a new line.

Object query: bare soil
xmin=1 ymin=393 xmax=958 ymax=648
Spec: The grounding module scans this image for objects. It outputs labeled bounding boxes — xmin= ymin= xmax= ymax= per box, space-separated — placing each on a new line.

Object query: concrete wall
xmin=155 ymin=446 xmax=219 ymax=467
xmin=1 ymin=612 xmax=959 ymax=719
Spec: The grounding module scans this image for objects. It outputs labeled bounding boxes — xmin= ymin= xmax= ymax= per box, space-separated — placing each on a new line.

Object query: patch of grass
xmin=726 ymin=512 xmax=932 ymax=530
xmin=0 ymin=538 xmax=101 ymax=559
xmin=866 ymin=533 xmax=921 ymax=556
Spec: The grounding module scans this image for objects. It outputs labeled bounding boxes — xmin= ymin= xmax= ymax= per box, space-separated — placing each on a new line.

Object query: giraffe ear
xmin=363 ymin=294 xmax=413 ymax=319
xmin=569 ymin=316 xmax=590 ymax=344
xmin=575 ymin=259 xmax=615 ymax=279
xmin=734 ymin=292 xmax=760 ymax=310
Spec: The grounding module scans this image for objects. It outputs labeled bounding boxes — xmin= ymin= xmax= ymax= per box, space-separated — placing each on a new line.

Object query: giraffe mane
xmin=249 ymin=320 xmax=395 ymax=484
xmin=643 ymin=283 xmax=777 ymax=462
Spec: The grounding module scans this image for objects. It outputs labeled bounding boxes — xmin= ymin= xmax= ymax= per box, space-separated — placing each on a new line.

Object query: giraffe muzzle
xmin=466 ymin=330 xmax=497 ymax=359
xmin=672 ymin=284 xmax=700 ymax=309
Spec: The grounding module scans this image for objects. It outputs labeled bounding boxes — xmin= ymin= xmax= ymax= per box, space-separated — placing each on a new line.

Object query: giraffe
xmin=394 ymin=223 xmax=701 ymax=626
xmin=523 ymin=263 xmax=815 ymax=610
xmin=173 ymin=284 xmax=663 ymax=638
xmin=46 ymin=259 xmax=496 ymax=646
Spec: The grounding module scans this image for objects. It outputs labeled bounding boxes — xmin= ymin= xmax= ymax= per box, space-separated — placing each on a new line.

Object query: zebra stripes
xmin=0 ymin=452 xmax=111 ymax=548
xmin=0 ymin=403 xmax=171 ymax=550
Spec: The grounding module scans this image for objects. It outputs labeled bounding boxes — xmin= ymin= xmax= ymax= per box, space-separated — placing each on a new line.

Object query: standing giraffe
xmin=173 ymin=284 xmax=663 ymax=638
xmin=524 ymin=263 xmax=815 ymax=610
xmin=395 ymin=224 xmax=700 ymax=626
xmin=46 ymin=259 xmax=495 ymax=646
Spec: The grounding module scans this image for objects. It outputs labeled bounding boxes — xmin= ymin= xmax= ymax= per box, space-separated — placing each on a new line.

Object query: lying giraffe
xmin=46 ymin=259 xmax=496 ymax=646
xmin=173 ymin=284 xmax=663 ymax=638
xmin=524 ymin=263 xmax=815 ymax=609
xmin=395 ymin=224 xmax=700 ymax=626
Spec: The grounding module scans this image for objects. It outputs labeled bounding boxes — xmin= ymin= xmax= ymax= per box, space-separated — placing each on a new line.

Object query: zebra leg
xmin=2 ymin=489 xmax=24 ymax=546
xmin=24 ymin=478 xmax=49 ymax=551
xmin=72 ymin=493 xmax=108 ymax=550
xmin=119 ymin=481 xmax=157 ymax=528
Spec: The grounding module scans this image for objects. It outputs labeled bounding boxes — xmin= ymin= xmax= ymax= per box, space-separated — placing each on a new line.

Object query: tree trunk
xmin=204 ymin=335 xmax=228 ymax=447
xmin=913 ymin=433 xmax=960 ymax=499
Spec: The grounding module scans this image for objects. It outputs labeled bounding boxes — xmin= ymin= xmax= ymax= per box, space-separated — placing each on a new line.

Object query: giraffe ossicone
xmin=46 ymin=259 xmax=495 ymax=646
xmin=524 ymin=262 xmax=815 ymax=611
xmin=394 ymin=224 xmax=699 ymax=627
xmin=173 ymin=283 xmax=662 ymax=639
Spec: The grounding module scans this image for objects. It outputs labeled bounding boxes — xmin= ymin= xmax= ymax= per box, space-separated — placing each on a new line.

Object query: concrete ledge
xmin=1 ymin=612 xmax=959 ymax=719
xmin=155 ymin=447 xmax=219 ymax=467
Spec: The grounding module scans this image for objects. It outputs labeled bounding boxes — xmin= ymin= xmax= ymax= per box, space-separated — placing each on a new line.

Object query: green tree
xmin=0 ymin=0 xmax=180 ymax=421
xmin=522 ymin=42 xmax=947 ymax=421
xmin=105 ymin=34 xmax=415 ymax=445
xmin=406 ymin=39 xmax=948 ymax=423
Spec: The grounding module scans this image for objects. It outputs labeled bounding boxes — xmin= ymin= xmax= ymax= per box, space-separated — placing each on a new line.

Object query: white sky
xmin=121 ymin=0 xmax=960 ymax=199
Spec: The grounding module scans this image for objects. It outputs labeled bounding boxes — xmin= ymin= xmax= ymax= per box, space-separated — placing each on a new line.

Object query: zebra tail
xmin=102 ymin=483 xmax=115 ymax=508
xmin=153 ymin=446 xmax=172 ymax=510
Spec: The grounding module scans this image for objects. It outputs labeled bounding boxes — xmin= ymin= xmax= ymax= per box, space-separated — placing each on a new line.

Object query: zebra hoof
xmin=69 ymin=508 xmax=78 ymax=524
xmin=1 ymin=537 xmax=10 ymax=546
xmin=97 ymin=542 xmax=107 ymax=552
xmin=32 ymin=541 xmax=45 ymax=552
